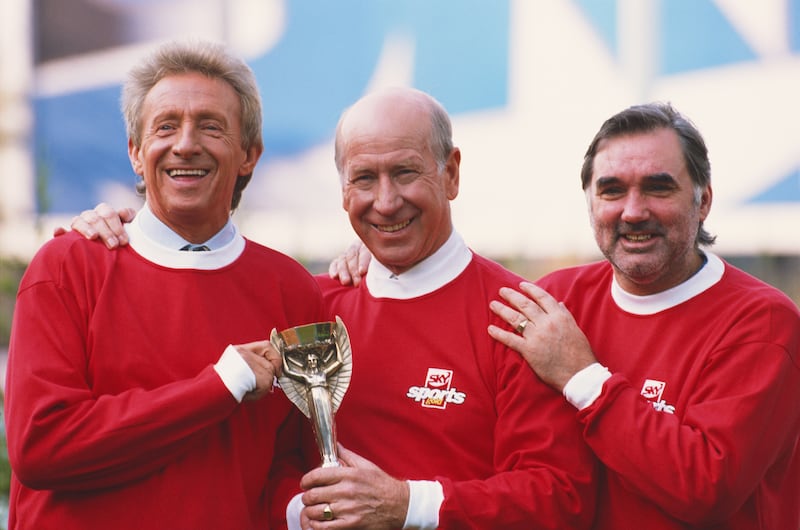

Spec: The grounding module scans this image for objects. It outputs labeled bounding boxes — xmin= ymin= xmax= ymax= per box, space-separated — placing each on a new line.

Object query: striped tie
xmin=180 ymin=244 xmax=210 ymax=251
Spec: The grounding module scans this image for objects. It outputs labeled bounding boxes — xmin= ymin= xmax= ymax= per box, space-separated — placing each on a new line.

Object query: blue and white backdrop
xmin=20 ymin=0 xmax=800 ymax=261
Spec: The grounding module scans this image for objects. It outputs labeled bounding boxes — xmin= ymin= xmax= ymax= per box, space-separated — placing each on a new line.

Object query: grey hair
xmin=122 ymin=40 xmax=263 ymax=210
xmin=333 ymin=88 xmax=454 ymax=175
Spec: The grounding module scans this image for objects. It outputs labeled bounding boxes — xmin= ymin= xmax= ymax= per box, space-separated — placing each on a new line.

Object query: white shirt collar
xmin=126 ymin=203 xmax=245 ymax=269
xmin=365 ymin=231 xmax=473 ymax=299
xmin=611 ymin=252 xmax=725 ymax=315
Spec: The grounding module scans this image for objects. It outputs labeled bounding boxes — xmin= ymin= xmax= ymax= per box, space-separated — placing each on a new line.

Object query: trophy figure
xmin=270 ymin=316 xmax=352 ymax=468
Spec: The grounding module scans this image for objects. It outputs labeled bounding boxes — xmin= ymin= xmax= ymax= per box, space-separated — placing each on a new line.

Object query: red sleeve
xmin=580 ymin=338 xmax=800 ymax=524
xmin=4 ymin=267 xmax=238 ymax=491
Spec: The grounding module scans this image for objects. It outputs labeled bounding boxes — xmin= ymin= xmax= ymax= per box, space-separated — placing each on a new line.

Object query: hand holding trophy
xmin=270 ymin=316 xmax=352 ymax=467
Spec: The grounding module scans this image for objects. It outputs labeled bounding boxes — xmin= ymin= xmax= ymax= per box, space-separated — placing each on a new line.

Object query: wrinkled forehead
xmin=340 ymin=111 xmax=433 ymax=169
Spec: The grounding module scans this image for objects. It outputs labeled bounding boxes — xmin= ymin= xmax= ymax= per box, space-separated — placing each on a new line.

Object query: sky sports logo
xmin=406 ymin=368 xmax=466 ymax=409
xmin=641 ymin=378 xmax=676 ymax=414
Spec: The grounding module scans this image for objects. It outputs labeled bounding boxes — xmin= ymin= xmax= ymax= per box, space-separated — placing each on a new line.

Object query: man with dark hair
xmin=490 ymin=102 xmax=800 ymax=529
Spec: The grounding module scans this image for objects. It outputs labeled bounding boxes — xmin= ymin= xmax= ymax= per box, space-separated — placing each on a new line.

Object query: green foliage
xmin=0 ymin=394 xmax=8 ymax=494
xmin=0 ymin=258 xmax=27 ymax=347
xmin=0 ymin=393 xmax=9 ymax=529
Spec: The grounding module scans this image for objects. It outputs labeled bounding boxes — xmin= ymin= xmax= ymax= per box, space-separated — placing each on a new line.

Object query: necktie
xmin=180 ymin=244 xmax=210 ymax=251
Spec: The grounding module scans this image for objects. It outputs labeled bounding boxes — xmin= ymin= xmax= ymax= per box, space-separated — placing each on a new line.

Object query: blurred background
xmin=0 ymin=0 xmax=799 ymax=523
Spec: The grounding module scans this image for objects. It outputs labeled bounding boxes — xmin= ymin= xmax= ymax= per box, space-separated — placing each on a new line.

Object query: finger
xmin=300 ymin=502 xmax=335 ymax=527
xmin=73 ymin=208 xmax=121 ymax=248
xmin=356 ymin=244 xmax=370 ymax=275
xmin=70 ymin=213 xmax=101 ymax=241
xmin=488 ymin=299 xmax=526 ymax=330
xmin=497 ymin=284 xmax=549 ymax=318
xmin=120 ymin=207 xmax=137 ymax=223
xmin=329 ymin=256 xmax=353 ymax=284
xmin=336 ymin=445 xmax=378 ymax=471
xmin=344 ymin=245 xmax=362 ymax=284
xmin=328 ymin=256 xmax=340 ymax=279
xmin=96 ymin=203 xmax=130 ymax=244
xmin=517 ymin=281 xmax=562 ymax=313
xmin=487 ymin=322 xmax=526 ymax=351
xmin=260 ymin=343 xmax=283 ymax=373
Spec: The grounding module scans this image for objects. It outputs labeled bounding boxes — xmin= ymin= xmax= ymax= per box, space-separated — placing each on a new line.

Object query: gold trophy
xmin=270 ymin=316 xmax=352 ymax=468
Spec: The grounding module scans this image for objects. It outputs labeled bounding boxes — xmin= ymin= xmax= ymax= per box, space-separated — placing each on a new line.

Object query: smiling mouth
xmin=375 ymin=220 xmax=411 ymax=233
xmin=624 ymin=234 xmax=653 ymax=242
xmin=167 ymin=169 xmax=209 ymax=177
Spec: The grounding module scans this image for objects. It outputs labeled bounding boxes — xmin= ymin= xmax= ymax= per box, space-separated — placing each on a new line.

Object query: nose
xmin=373 ymin=175 xmax=402 ymax=214
xmin=620 ymin=190 xmax=650 ymax=223
xmin=172 ymin=124 xmax=201 ymax=158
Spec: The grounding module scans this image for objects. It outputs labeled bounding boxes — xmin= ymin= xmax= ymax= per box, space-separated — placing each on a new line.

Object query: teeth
xmin=377 ymin=220 xmax=410 ymax=233
xmin=626 ymin=234 xmax=652 ymax=241
xmin=168 ymin=169 xmax=207 ymax=177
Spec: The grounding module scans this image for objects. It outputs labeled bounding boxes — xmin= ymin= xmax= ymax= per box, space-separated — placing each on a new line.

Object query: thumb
xmin=336 ymin=444 xmax=379 ymax=470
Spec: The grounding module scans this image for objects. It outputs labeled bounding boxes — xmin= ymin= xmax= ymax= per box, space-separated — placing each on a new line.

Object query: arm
xmin=5 ymin=247 xmax=282 ymax=491
xmin=580 ymin=342 xmax=800 ymax=524
xmin=489 ymin=281 xmax=800 ymax=525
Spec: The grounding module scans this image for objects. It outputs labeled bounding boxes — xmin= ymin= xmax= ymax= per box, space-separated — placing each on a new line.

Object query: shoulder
xmin=240 ymin=239 xmax=322 ymax=294
xmin=25 ymin=232 xmax=113 ymax=274
xmin=19 ymin=232 xmax=121 ymax=295
xmin=314 ymin=273 xmax=360 ymax=306
xmin=467 ymin=252 xmax=526 ymax=287
xmin=717 ymin=259 xmax=800 ymax=323
xmin=242 ymin=239 xmax=313 ymax=275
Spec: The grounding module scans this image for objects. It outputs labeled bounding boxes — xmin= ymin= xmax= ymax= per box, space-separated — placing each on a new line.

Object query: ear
xmin=699 ymin=185 xmax=712 ymax=221
xmin=238 ymin=144 xmax=263 ymax=176
xmin=339 ymin=172 xmax=350 ymax=212
xmin=443 ymin=147 xmax=461 ymax=200
xmin=128 ymin=138 xmax=143 ymax=175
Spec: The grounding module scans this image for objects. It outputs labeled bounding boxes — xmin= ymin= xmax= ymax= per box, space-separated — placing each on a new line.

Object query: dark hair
xmin=122 ymin=40 xmax=263 ymax=211
xmin=581 ymin=102 xmax=716 ymax=246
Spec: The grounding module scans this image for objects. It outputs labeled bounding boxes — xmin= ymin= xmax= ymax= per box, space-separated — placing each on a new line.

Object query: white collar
xmin=126 ymin=203 xmax=245 ymax=270
xmin=365 ymin=231 xmax=473 ymax=299
xmin=611 ymin=252 xmax=724 ymax=315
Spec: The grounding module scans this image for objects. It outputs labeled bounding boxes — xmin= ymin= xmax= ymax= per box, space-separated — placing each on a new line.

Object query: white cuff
xmin=286 ymin=493 xmax=304 ymax=530
xmin=213 ymin=345 xmax=257 ymax=403
xmin=562 ymin=362 xmax=612 ymax=410
xmin=403 ymin=480 xmax=443 ymax=529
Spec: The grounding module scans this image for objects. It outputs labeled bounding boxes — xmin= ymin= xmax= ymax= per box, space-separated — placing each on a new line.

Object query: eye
xmin=394 ymin=168 xmax=419 ymax=184
xmin=597 ymin=185 xmax=625 ymax=198
xmin=644 ymin=182 xmax=677 ymax=194
xmin=349 ymin=173 xmax=376 ymax=188
xmin=201 ymin=121 xmax=224 ymax=133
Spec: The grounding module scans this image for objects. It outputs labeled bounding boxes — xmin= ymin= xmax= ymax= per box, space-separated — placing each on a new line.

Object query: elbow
xmin=7 ymin=429 xmax=65 ymax=490
xmin=668 ymin=477 xmax=745 ymax=525
xmin=8 ymin=447 xmax=51 ymax=490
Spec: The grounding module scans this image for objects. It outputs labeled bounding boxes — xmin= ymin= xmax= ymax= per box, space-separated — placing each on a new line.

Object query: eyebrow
xmin=150 ymin=109 xmax=228 ymax=122
xmin=348 ymin=155 xmax=423 ymax=173
xmin=595 ymin=172 xmax=677 ymax=186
